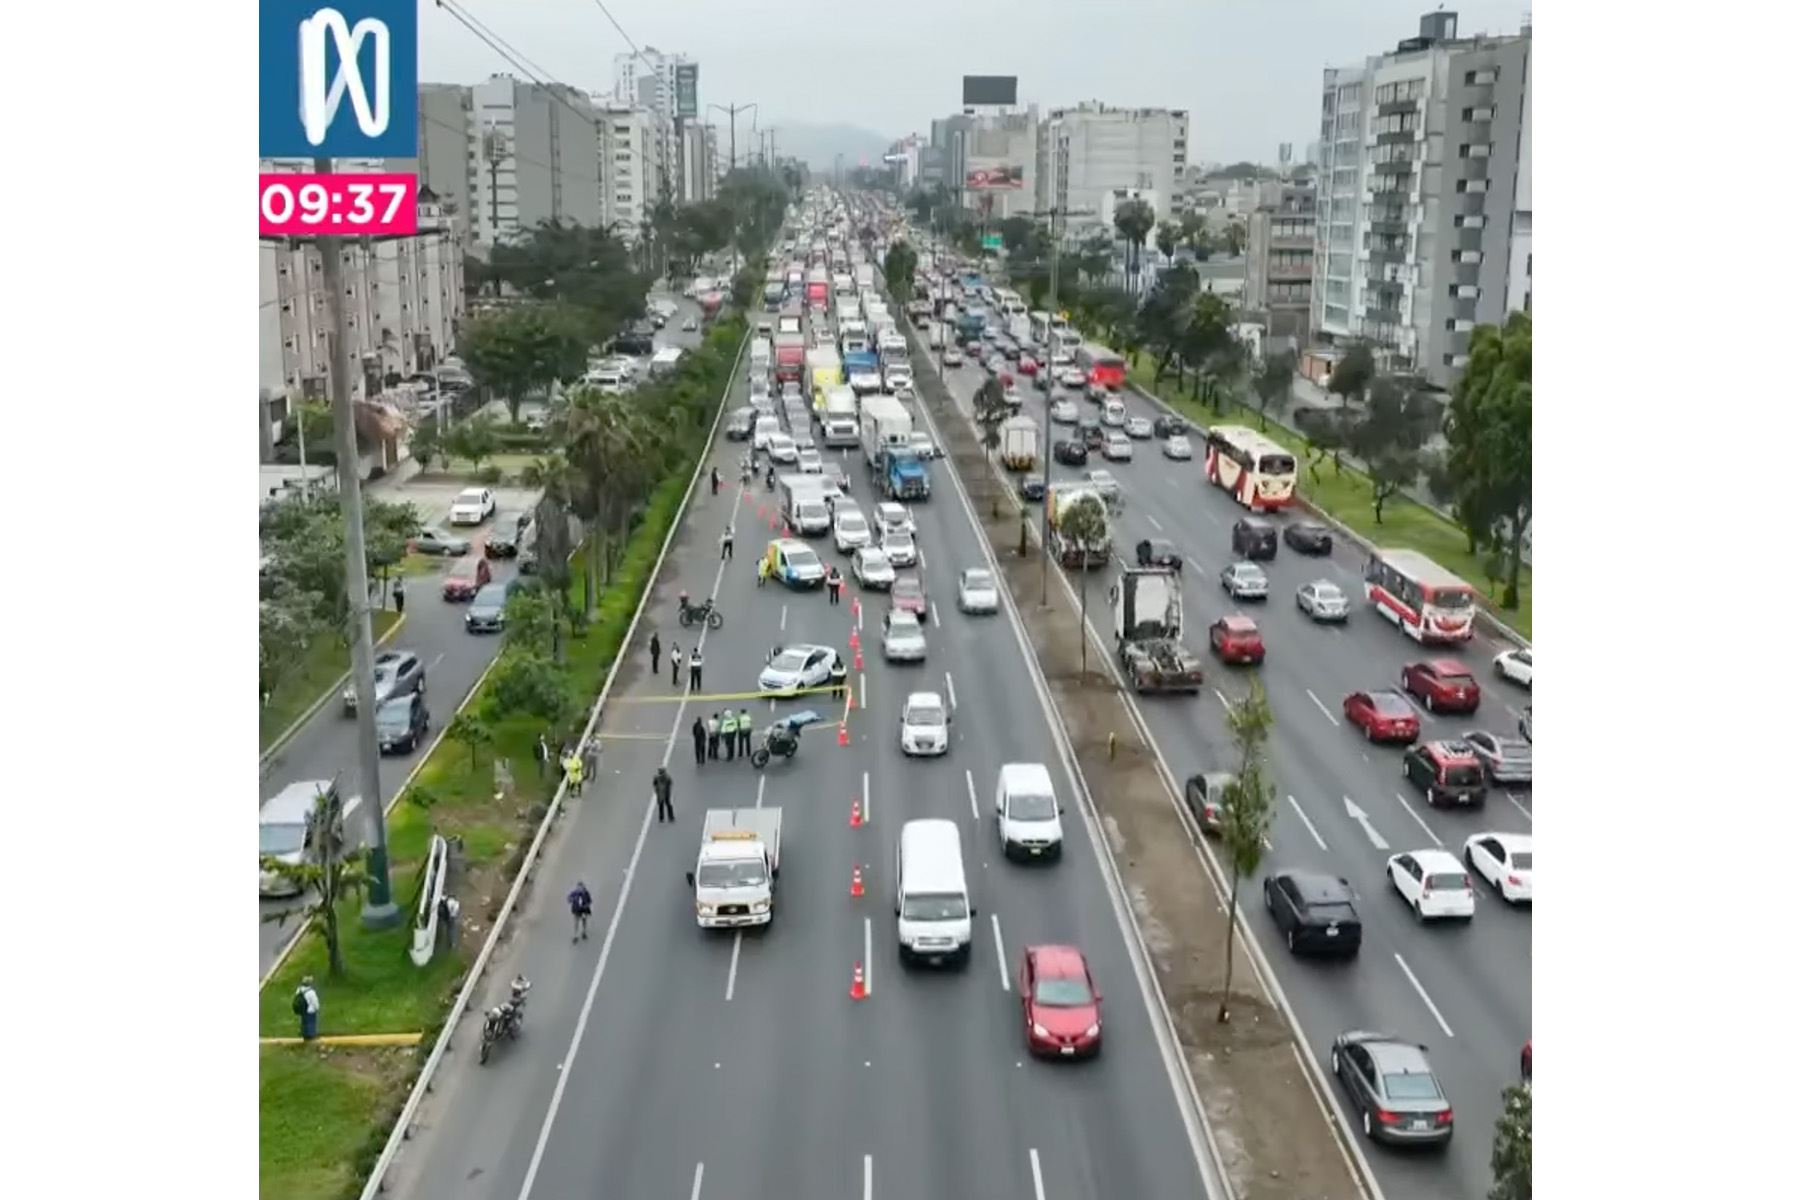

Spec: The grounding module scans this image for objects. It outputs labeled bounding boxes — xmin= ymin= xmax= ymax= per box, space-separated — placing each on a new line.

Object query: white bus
xmin=1202 ymin=424 xmax=1297 ymax=511
xmin=992 ymin=287 xmax=1027 ymax=317
xmin=1364 ymin=548 xmax=1478 ymax=644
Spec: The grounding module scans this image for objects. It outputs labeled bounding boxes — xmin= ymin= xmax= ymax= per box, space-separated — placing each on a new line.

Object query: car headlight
xmin=1085 ymin=1023 xmax=1101 ymax=1038
xmin=1032 ymin=1023 xmax=1050 ymax=1038
xmin=750 ymin=900 xmax=769 ymax=913
xmin=696 ymin=903 xmax=715 ymax=916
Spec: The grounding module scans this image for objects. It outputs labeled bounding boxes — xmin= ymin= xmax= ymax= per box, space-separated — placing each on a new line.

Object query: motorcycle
xmin=750 ymin=710 xmax=822 ymax=769
xmin=478 ymin=976 xmax=531 ymax=1065
xmin=678 ymin=596 xmax=725 ymax=630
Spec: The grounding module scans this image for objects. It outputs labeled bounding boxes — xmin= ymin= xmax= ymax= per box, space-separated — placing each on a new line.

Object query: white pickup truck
xmin=686 ymin=808 xmax=782 ymax=928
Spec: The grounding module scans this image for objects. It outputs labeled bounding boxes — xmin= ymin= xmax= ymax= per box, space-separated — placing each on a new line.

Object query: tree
xmin=486 ymin=650 xmax=575 ymax=733
xmin=462 ymin=303 xmax=590 ymax=424
xmin=1489 ymin=1083 xmax=1532 ymax=1200
xmin=561 ymin=386 xmax=655 ymax=609
xmin=1112 ymin=199 xmax=1156 ymax=292
xmin=259 ymin=581 xmax=323 ymax=704
xmin=1057 ymin=495 xmax=1110 ymax=676
xmin=521 ymin=456 xmax=579 ymax=623
xmin=484 ymin=219 xmax=648 ymax=342
xmin=1154 ymin=223 xmax=1178 ymax=264
xmin=408 ymin=416 xmax=444 ymax=472
xmin=259 ymin=785 xmax=369 ymax=978
xmin=884 ymin=239 xmax=919 ymax=301
xmin=1252 ymin=350 xmax=1297 ymax=431
xmin=1182 ymin=293 xmax=1238 ymax=406
xmin=502 ymin=585 xmax=562 ymax=660
xmin=1215 ymin=680 xmax=1276 ymax=1023
xmin=443 ymin=414 xmax=500 ymax=472
xmin=1223 ymin=219 xmax=1248 ymax=258
xmin=446 ymin=711 xmax=493 ymax=770
xmin=1445 ymin=312 xmax=1532 ymax=609
xmin=1346 ymin=373 xmax=1440 ymax=524
xmin=1138 ymin=264 xmax=1200 ymax=383
xmin=1324 ymin=342 xmax=1377 ymax=471
xmin=1178 ymin=211 xmax=1211 ymax=258
xmin=972 ymin=377 xmax=1009 ymax=507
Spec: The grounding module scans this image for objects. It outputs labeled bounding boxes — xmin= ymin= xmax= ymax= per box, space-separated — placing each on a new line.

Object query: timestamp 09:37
xmin=258 ymin=172 xmax=420 ymax=237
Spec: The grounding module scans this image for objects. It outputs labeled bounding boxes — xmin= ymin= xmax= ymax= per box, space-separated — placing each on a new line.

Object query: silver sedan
xmin=881 ymin=610 xmax=928 ymax=662
xmin=1296 ymin=579 xmax=1350 ymax=622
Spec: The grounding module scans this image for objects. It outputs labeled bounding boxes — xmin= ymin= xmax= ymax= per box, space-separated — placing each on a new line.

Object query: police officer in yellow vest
xmin=719 ymin=708 xmax=739 ymax=761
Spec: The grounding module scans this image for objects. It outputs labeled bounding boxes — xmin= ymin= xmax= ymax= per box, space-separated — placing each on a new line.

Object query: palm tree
xmin=1112 ymin=199 xmax=1156 ymax=295
xmin=1057 ymin=495 xmax=1109 ymax=676
xmin=1154 ymin=223 xmax=1178 ymax=265
xmin=561 ymin=387 xmax=653 ymax=612
xmin=1215 ymin=681 xmax=1276 ymax=1023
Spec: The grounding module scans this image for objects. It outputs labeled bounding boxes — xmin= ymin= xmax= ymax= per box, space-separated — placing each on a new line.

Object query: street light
xmin=709 ymin=101 xmax=758 ymax=273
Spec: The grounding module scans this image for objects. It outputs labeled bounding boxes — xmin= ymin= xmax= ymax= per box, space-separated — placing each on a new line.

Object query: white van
xmin=753 ymin=415 xmax=781 ymax=451
xmin=1102 ymin=399 xmax=1127 ymax=427
xmin=994 ymin=763 xmax=1065 ymax=861
xmin=259 ymin=780 xmax=362 ymax=897
xmin=895 ymin=819 xmax=974 ymax=967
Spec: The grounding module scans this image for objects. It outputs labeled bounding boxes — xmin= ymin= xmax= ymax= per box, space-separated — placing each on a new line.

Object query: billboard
xmin=965 ymin=164 xmax=1025 ymax=190
xmin=675 ymin=63 xmax=698 ymax=120
xmin=962 ymin=75 xmax=1018 ymax=107
xmin=259 ymin=0 xmax=419 ymax=158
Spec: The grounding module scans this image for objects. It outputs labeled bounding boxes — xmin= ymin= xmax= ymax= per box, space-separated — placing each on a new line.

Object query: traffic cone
xmin=853 ymin=596 xmax=862 ymax=619
xmin=756 ymin=502 xmax=767 ymax=519
xmin=854 ymin=646 xmax=864 ymax=670
xmin=768 ymin=511 xmax=778 ymax=530
xmin=838 ymin=721 xmax=850 ymax=748
xmin=850 ymin=795 xmax=862 ymax=826
xmin=850 ymin=961 xmax=867 ymax=1001
xmin=848 ymin=628 xmax=859 ymax=649
xmin=850 ymin=865 xmax=865 ymax=898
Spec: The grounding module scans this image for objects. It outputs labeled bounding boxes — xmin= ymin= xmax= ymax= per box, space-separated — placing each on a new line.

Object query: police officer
xmin=688 ymin=646 xmax=705 ymax=691
xmin=691 ymin=715 xmax=707 ymax=766
xmin=706 ymin=712 xmax=722 ymax=760
xmin=720 ymin=709 xmax=738 ymax=761
xmin=737 ymin=707 xmax=754 ymax=758
xmin=671 ymin=645 xmax=684 ymax=687
xmin=829 ymin=654 xmax=849 ymax=699
xmin=826 ymin=566 xmax=843 ymax=605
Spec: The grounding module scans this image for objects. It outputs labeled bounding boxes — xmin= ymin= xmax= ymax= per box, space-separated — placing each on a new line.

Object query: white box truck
xmin=686 ymin=808 xmax=782 ymax=928
xmin=822 ymin=386 xmax=860 ymax=447
xmin=859 ymin=394 xmax=913 ymax=468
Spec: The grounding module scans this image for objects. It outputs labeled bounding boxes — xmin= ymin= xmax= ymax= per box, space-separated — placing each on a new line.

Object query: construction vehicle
xmin=1111 ymin=567 xmax=1204 ymax=694
xmin=686 ymin=808 xmax=782 ymax=929
xmin=1045 ymin=484 xmax=1111 ymax=570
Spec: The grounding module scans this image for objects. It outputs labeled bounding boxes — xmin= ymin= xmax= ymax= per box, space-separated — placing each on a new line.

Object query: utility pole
xmin=1040 ymin=203 xmax=1060 ymax=608
xmin=710 ymin=101 xmax=758 ymax=273
xmin=312 ymin=155 xmax=401 ymax=929
xmin=482 ymin=129 xmax=508 ymax=248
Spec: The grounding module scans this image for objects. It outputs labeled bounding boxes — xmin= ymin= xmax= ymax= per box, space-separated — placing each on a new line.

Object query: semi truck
xmin=821 ymin=386 xmax=860 ymax=447
xmin=773 ymin=333 xmax=807 ymax=385
xmin=686 ymin=808 xmax=782 ymax=929
xmin=1112 ymin=568 xmax=1205 ymax=694
xmin=1000 ymin=415 xmax=1039 ymax=472
xmin=1046 ymin=484 xmax=1111 ymax=569
xmin=859 ymin=394 xmax=930 ymax=500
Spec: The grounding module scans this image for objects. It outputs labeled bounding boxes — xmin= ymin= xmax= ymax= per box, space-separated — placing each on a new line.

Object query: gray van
xmin=258 ymin=780 xmax=362 ymax=897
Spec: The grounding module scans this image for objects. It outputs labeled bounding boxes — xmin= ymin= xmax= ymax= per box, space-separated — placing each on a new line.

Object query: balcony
xmin=1367 ymin=245 xmax=1408 ymax=266
xmin=1367 ymin=209 xmax=1408 ymax=233
xmin=1270 ymin=259 xmax=1314 ymax=281
xmin=1373 ymin=158 xmax=1415 ymax=176
xmin=1269 ymin=232 xmax=1314 ymax=251
xmin=1364 ymin=304 xmax=1402 ymax=324
xmin=1377 ymin=97 xmax=1420 ymax=116
xmin=1374 ymin=128 xmax=1418 ymax=145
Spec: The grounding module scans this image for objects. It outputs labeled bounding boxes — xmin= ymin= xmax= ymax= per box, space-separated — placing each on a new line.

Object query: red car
xmin=891 ymin=574 xmax=928 ymax=617
xmin=1019 ymin=945 xmax=1103 ymax=1058
xmin=1017 ymin=355 xmax=1039 ymax=376
xmin=1401 ymin=658 xmax=1482 ymax=714
xmin=1209 ymin=616 xmax=1265 ymax=664
xmin=441 ymin=556 xmax=493 ymax=601
xmin=1343 ymin=689 xmax=1421 ymax=744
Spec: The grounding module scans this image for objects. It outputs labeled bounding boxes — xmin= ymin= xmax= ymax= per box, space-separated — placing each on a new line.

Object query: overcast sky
xmin=423 ymin=0 xmax=1530 ymax=164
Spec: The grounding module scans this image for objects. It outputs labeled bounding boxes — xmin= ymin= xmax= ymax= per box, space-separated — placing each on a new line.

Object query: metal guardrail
xmin=356 ymin=322 xmax=750 ymax=1200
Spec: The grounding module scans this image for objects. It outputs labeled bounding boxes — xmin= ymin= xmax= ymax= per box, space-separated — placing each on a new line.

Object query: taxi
xmin=763 ymin=538 xmax=826 ymax=589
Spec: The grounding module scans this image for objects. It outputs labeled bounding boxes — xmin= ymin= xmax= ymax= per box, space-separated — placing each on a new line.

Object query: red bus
xmin=1076 ymin=343 xmax=1127 ymax=391
xmin=1364 ymin=548 xmax=1477 ymax=644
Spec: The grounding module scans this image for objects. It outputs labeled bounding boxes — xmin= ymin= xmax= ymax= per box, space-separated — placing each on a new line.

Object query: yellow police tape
xmin=260 ymin=1032 xmax=423 ymax=1047
xmin=612 ymin=684 xmax=845 ymax=704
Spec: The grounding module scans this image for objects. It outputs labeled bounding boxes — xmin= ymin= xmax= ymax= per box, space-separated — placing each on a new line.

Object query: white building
xmin=465 ymin=75 xmax=603 ymax=245
xmin=612 ymin=46 xmax=693 ymax=120
xmin=1505 ymin=48 xmax=1531 ymax=316
xmin=942 ymin=108 xmax=1039 ymax=221
xmin=596 ymin=101 xmax=661 ymax=242
xmin=1038 ymin=102 xmax=1189 ymax=227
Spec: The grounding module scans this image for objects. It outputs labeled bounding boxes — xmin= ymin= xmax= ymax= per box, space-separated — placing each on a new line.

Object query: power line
xmin=434 ymin=0 xmax=600 ymax=132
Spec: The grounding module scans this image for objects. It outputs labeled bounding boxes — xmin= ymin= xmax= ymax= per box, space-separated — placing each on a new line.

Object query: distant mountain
xmin=765 ymin=120 xmax=896 ymax=174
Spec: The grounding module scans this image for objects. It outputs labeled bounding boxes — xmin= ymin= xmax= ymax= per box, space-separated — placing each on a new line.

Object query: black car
xmin=1263 ymin=871 xmax=1362 ymax=957
xmin=1330 ymin=1032 xmax=1454 ymax=1147
xmin=484 ymin=511 xmax=533 ymax=558
xmin=1080 ymin=420 xmax=1106 ymax=450
xmin=1053 ymin=439 xmax=1089 ymax=466
xmin=374 ymin=692 xmax=430 ymax=755
xmin=1135 ymin=538 xmax=1183 ymax=571
xmin=1018 ymin=474 xmax=1046 ymax=502
xmin=613 ymin=332 xmax=655 ymax=356
xmin=1231 ymin=517 xmax=1279 ymax=561
xmin=999 ymin=339 xmax=1023 ymax=362
xmin=1284 ymin=521 xmax=1334 ymax=556
xmin=1152 ymin=414 xmax=1188 ymax=438
xmin=1462 ymin=730 xmax=1533 ymax=785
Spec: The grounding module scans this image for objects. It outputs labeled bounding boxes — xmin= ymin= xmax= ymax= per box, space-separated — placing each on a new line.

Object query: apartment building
xmin=1038 ymin=103 xmax=1189 ymax=227
xmin=1246 ymin=182 xmax=1318 ymax=344
xmin=596 ymin=101 xmax=660 ymax=242
xmin=1313 ymin=10 xmax=1532 ymax=387
xmin=934 ymin=109 xmax=1039 ymax=221
xmin=466 ymin=75 xmax=603 ymax=245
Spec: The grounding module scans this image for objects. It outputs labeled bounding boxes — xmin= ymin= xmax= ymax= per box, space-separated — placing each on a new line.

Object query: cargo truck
xmin=821 ymin=386 xmax=860 ymax=447
xmin=686 ymin=808 xmax=782 ymax=929
xmin=1111 ymin=568 xmax=1205 ymax=694
xmin=860 ymin=394 xmax=931 ymax=500
xmin=845 ymin=349 xmax=883 ymax=395
xmin=805 ymin=347 xmax=844 ymax=410
xmin=1046 ymin=484 xmax=1111 ymax=569
xmin=773 ymin=332 xmax=806 ymax=384
xmin=778 ymin=475 xmax=833 ymax=536
xmin=1000 ymin=415 xmax=1040 ymax=472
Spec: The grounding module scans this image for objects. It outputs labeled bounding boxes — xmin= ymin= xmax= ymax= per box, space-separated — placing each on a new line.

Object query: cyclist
xmin=567 ymin=881 xmax=593 ymax=943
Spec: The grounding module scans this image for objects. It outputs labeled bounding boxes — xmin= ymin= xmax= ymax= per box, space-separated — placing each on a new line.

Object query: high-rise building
xmin=614 ymin=47 xmax=703 ymax=202
xmin=933 ymin=108 xmax=1037 ymax=221
xmin=1037 ymin=103 xmax=1189 ymax=230
xmin=1313 ymin=11 xmax=1532 ymax=386
xmin=1246 ymin=181 xmax=1318 ymax=345
xmin=463 ymin=75 xmax=603 ymax=245
xmin=596 ymin=100 xmax=660 ymax=243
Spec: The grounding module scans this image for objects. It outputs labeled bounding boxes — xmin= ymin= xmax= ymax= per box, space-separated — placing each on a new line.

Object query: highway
xmin=385 ymin=314 xmax=1218 ymax=1200
xmin=933 ymin=336 xmax=1531 ymax=1200
xmin=256 ymin=297 xmax=704 ymax=975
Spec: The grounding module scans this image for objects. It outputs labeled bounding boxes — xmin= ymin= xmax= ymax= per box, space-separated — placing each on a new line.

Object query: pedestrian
xmin=710 ymin=466 xmax=721 ymax=496
xmin=826 ymin=567 xmax=843 ymax=605
xmin=392 ymin=575 xmax=406 ymax=615
xmin=829 ymin=655 xmax=848 ymax=699
xmin=689 ymin=646 xmax=704 ymax=692
xmin=292 ymin=976 xmax=321 ymax=1041
xmin=437 ymin=894 xmax=461 ymax=953
xmin=756 ymin=555 xmax=770 ymax=587
xmin=671 ymin=646 xmax=684 ymax=687
xmin=567 ymin=881 xmax=593 ymax=942
xmin=653 ymin=766 xmax=675 ymax=823
xmin=564 ymin=750 xmax=584 ymax=796
xmin=649 ymin=631 xmax=662 ymax=677
xmin=581 ymin=737 xmax=599 ymax=780
xmin=737 ymin=708 xmax=754 ymax=758
xmin=720 ymin=708 xmax=738 ymax=761
xmin=720 ymin=524 xmax=734 ymax=560
xmin=691 ymin=715 xmax=707 ymax=766
xmin=706 ymin=712 xmax=721 ymax=760
xmin=534 ymin=733 xmax=550 ymax=779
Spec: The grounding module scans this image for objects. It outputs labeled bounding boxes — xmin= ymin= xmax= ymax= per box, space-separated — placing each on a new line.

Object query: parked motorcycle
xmin=678 ymin=596 xmax=725 ymax=630
xmin=478 ymin=975 xmax=531 ymax=1065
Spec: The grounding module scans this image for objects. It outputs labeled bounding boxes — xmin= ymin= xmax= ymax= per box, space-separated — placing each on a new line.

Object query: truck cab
xmin=1112 ymin=567 xmax=1205 ymax=694
xmin=687 ymin=809 xmax=782 ymax=929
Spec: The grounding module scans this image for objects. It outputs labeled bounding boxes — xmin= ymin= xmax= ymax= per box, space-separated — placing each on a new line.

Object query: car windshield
xmin=1429 ymin=588 xmax=1475 ymax=611
xmin=259 ymin=822 xmax=305 ymax=856
xmin=1511 ymin=851 xmax=1534 ymax=870
xmin=771 ymin=650 xmax=809 ymax=672
xmin=1437 ymin=667 xmax=1474 ymax=683
xmin=1443 ymin=765 xmax=1484 ymax=787
xmin=455 ymin=491 xmax=483 ymax=504
xmin=894 ymin=580 xmax=921 ymax=600
xmin=1008 ymin=792 xmax=1057 ymax=821
xmin=786 ymin=549 xmax=819 ymax=571
xmin=473 ymin=585 xmax=506 ymax=607
xmin=1033 ymin=976 xmax=1093 ymax=1007
xmin=1426 ymin=872 xmax=1468 ymax=891
xmin=889 ymin=612 xmax=921 ymax=632
xmin=859 ymin=551 xmax=891 ymax=572
xmin=1382 ymin=1072 xmax=1444 ymax=1102
xmin=1314 ymin=583 xmax=1344 ymax=601
xmin=696 ymin=861 xmax=767 ymax=888
xmin=839 ymin=514 xmax=867 ymax=533
xmin=900 ymin=893 xmax=968 ymax=921
xmin=375 ymin=699 xmax=413 ymax=729
xmin=906 ymin=703 xmax=945 ymax=726
xmin=1371 ymin=693 xmax=1412 ymax=715
xmin=1237 ymin=565 xmax=1266 ymax=580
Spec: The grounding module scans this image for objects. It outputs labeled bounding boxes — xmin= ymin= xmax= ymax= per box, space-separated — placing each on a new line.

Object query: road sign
xmin=259 ymin=1 xmax=419 ymax=159
xmin=981 ymin=233 xmax=1003 ymax=250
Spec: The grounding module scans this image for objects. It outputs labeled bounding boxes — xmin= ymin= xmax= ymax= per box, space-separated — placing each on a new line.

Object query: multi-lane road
xmin=384 ymin=318 xmax=1221 ymax=1200
xmin=256 ymin=297 xmax=704 ymax=976
xmin=934 ymin=336 xmax=1531 ymax=1200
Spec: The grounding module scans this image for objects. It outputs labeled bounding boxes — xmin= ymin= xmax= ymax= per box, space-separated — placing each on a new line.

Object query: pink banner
xmin=259 ymin=172 xmax=419 ymax=237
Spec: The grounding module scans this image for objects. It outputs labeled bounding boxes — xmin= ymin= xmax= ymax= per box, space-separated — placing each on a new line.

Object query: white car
xmin=957 ymin=566 xmax=999 ymax=614
xmin=1163 ymin=434 xmax=1193 ymax=460
xmin=907 ymin=430 xmax=938 ymax=461
xmin=1220 ymin=561 xmax=1270 ymax=601
xmin=875 ymin=502 xmax=915 ymax=538
xmin=852 ymin=546 xmax=895 ymax=590
xmin=1101 ymin=401 xmax=1127 ymax=428
xmin=1387 ymin=849 xmax=1476 ymax=921
xmin=881 ymin=609 xmax=928 ymax=662
xmin=880 ymin=530 xmax=918 ymax=567
xmin=797 ymin=449 xmax=824 ymax=475
xmin=885 ymin=369 xmax=914 ymax=393
xmin=1296 ymin=579 xmax=1350 ymax=622
xmin=899 ymin=691 xmax=950 ymax=756
xmin=1102 ymin=432 xmax=1133 ymax=461
xmin=942 ymin=346 xmax=965 ymax=367
xmin=448 ymin=487 xmax=495 ymax=525
xmin=1125 ymin=416 xmax=1154 ymax=440
xmin=1494 ymin=648 xmax=1533 ymax=690
xmin=1049 ymin=399 xmax=1079 ymax=424
xmin=1463 ymin=832 xmax=1533 ymax=904
xmin=1057 ymin=366 xmax=1087 ymax=389
xmin=1084 ymin=469 xmax=1120 ymax=504
xmin=833 ymin=509 xmax=872 ymax=553
xmin=767 ymin=434 xmax=799 ymax=464
xmin=758 ymin=643 xmax=841 ymax=696
xmin=790 ymin=426 xmax=817 ymax=452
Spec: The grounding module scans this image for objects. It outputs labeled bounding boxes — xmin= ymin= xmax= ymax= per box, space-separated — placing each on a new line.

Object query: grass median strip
xmin=260 ymin=611 xmax=404 ymax=752
xmin=1127 ymin=360 xmax=1533 ymax=639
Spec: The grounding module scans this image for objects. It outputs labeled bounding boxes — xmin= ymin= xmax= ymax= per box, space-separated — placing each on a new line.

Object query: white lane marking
xmin=724 ymin=933 xmax=742 ymax=1001
xmin=1306 ymin=689 xmax=1340 ymax=726
xmin=931 ymin=601 xmax=941 ymax=627
xmin=965 ymin=768 xmax=982 ymax=820
xmin=919 ymin=547 xmax=928 ymax=570
xmin=863 ymin=916 xmax=874 ymax=998
xmin=1394 ymin=952 xmax=1455 ymax=1038
xmin=1285 ymin=795 xmax=1329 ymax=851
xmin=1344 ymin=797 xmax=1389 ymax=851
xmin=863 ymin=1154 xmax=873 ymax=1200
xmin=1212 ymin=687 xmax=1231 ymax=710
xmin=756 ymin=775 xmax=766 ymax=808
xmin=860 ymin=672 xmax=868 ymax=708
xmin=991 ymin=914 xmax=1010 ymax=992
xmin=1145 ymin=512 xmax=1164 ymax=531
xmin=779 ymin=603 xmax=787 ymax=632
xmin=1506 ymin=791 xmax=1532 ymax=821
xmin=1028 ymin=1149 xmax=1047 ymax=1200
xmin=863 ymin=770 xmax=871 ymax=825
xmin=690 ymin=1162 xmax=705 ymax=1200
xmin=857 ymin=602 xmax=865 ymax=632
xmin=1394 ymin=793 xmax=1443 ymax=847
xmin=945 ymin=672 xmax=958 ymax=711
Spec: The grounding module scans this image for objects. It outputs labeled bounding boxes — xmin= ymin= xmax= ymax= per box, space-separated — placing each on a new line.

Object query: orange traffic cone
xmin=756 ymin=502 xmax=766 ymax=519
xmin=849 ymin=628 xmax=859 ymax=649
xmin=853 ymin=596 xmax=862 ymax=619
xmin=850 ymin=795 xmax=862 ymax=826
xmin=850 ymin=865 xmax=864 ymax=898
xmin=853 ymin=646 xmax=864 ymax=670
xmin=850 ymin=961 xmax=867 ymax=1001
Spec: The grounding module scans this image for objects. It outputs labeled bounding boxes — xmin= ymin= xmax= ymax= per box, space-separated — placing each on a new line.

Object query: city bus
xmin=993 ymin=287 xmax=1027 ymax=317
xmin=1202 ymin=425 xmax=1297 ymax=511
xmin=1075 ymin=343 xmax=1127 ymax=391
xmin=1363 ymin=548 xmax=1478 ymax=643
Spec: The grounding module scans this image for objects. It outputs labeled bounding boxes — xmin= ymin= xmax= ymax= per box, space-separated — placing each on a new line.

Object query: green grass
xmin=1127 ymin=360 xmax=1532 ymax=640
xmin=260 ymin=1046 xmax=405 ymax=1200
xmin=260 ymin=611 xmax=403 ymax=752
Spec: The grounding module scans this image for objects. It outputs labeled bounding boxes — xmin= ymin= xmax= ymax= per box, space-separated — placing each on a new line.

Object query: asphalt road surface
xmin=256 ymin=297 xmax=704 ymax=976
xmin=935 ymin=342 xmax=1531 ymax=1200
xmin=385 ymin=322 xmax=1217 ymax=1200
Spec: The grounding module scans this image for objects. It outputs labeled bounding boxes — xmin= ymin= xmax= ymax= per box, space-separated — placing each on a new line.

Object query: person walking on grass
xmin=737 ymin=707 xmax=753 ymax=758
xmin=567 ymin=881 xmax=593 ymax=942
xmin=292 ymin=976 xmax=321 ymax=1041
xmin=691 ymin=715 xmax=707 ymax=766
xmin=534 ymin=733 xmax=551 ymax=779
xmin=649 ymin=631 xmax=662 ymax=677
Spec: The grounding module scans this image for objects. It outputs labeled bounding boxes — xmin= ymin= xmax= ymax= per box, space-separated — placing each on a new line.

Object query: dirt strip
xmin=914 ymin=358 xmax=1366 ymax=1200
